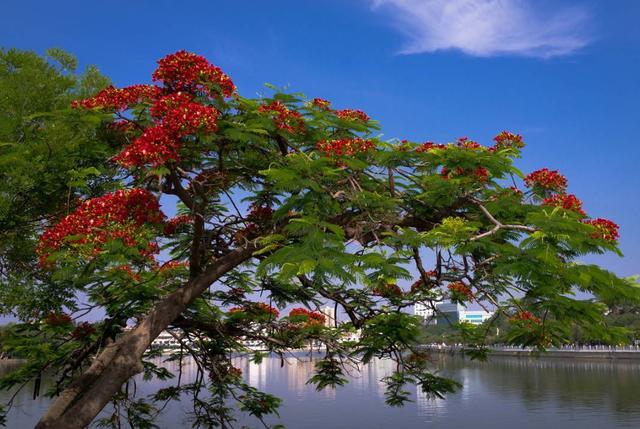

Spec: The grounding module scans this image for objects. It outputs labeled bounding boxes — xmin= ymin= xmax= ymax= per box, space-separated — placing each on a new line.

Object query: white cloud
xmin=371 ymin=0 xmax=591 ymax=58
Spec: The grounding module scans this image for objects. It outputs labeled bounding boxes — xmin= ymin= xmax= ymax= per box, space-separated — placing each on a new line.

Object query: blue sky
xmin=2 ymin=0 xmax=639 ymax=277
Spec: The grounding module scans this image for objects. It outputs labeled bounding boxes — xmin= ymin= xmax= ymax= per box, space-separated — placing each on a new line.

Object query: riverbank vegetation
xmin=420 ymin=277 xmax=640 ymax=346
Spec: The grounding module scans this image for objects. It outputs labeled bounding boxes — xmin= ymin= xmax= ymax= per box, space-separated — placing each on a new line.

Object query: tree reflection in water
xmin=2 ymin=354 xmax=640 ymax=428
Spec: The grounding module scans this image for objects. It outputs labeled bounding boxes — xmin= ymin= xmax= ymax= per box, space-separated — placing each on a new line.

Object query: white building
xmin=152 ymin=330 xmax=182 ymax=349
xmin=414 ymin=302 xmax=435 ymax=320
xmin=320 ymin=305 xmax=336 ymax=328
xmin=414 ymin=301 xmax=493 ymax=325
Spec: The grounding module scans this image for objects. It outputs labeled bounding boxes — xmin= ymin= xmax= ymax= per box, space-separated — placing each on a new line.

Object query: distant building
xmin=152 ymin=330 xmax=182 ymax=349
xmin=414 ymin=302 xmax=435 ymax=320
xmin=320 ymin=305 xmax=336 ymax=328
xmin=414 ymin=301 xmax=493 ymax=325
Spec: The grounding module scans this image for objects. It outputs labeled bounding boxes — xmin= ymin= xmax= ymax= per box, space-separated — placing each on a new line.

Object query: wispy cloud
xmin=371 ymin=0 xmax=592 ymax=58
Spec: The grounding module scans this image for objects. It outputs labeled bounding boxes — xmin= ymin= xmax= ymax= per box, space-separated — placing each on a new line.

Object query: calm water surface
xmin=2 ymin=354 xmax=639 ymax=428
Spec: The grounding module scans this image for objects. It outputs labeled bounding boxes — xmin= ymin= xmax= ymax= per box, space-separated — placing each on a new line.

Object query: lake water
xmin=2 ymin=353 xmax=640 ymax=428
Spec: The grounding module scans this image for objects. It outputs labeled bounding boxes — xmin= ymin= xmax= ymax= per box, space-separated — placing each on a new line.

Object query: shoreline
xmin=422 ymin=346 xmax=640 ymax=360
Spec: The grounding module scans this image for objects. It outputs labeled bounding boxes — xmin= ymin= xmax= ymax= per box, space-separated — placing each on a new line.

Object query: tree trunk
xmin=35 ymin=244 xmax=256 ymax=429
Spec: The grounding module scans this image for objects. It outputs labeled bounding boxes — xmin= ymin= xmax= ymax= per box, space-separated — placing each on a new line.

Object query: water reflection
xmin=2 ymin=354 xmax=640 ymax=428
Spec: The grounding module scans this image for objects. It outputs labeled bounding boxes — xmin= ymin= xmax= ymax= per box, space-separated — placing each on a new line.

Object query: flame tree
xmin=0 ymin=50 xmax=637 ymax=429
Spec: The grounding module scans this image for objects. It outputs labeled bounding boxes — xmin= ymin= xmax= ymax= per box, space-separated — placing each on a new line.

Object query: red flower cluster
xmin=441 ymin=166 xmax=489 ymax=182
xmin=259 ymin=100 xmax=305 ymax=134
xmin=113 ymin=126 xmax=181 ymax=167
xmin=45 ymin=313 xmax=73 ymax=327
xmin=151 ymin=93 xmax=219 ymax=134
xmin=311 ymin=98 xmax=331 ymax=110
xmin=493 ymin=131 xmax=524 ymax=150
xmin=227 ymin=302 xmax=279 ymax=318
xmin=247 ymin=204 xmax=273 ymax=222
xmin=316 ymin=138 xmax=375 ymax=157
xmin=163 ymin=215 xmax=192 ymax=235
xmin=447 ymin=282 xmax=474 ymax=302
xmin=415 ymin=141 xmax=446 ymax=153
xmin=456 ymin=137 xmax=483 ymax=150
xmin=336 ymin=109 xmax=370 ymax=122
xmin=524 ymin=168 xmax=568 ymax=193
xmin=508 ymin=186 xmax=523 ymax=197
xmin=511 ymin=311 xmax=541 ymax=325
xmin=114 ymin=264 xmax=142 ymax=282
xmin=37 ymin=189 xmax=165 ymax=265
xmin=158 ymin=260 xmax=189 ymax=273
xmin=114 ymin=92 xmax=220 ymax=168
xmin=542 ymin=194 xmax=586 ymax=216
xmin=474 ymin=167 xmax=489 ymax=182
xmin=252 ymin=302 xmax=280 ymax=318
xmin=71 ymin=322 xmax=97 ymax=340
xmin=288 ymin=308 xmax=326 ymax=326
xmin=234 ymin=204 xmax=273 ymax=243
xmin=149 ymin=92 xmax=190 ymax=117
xmin=410 ymin=271 xmax=438 ymax=293
xmin=373 ymin=283 xmax=403 ymax=298
xmin=152 ymin=50 xmax=235 ymax=98
xmin=74 ymin=51 xmax=232 ymax=168
xmin=72 ymin=84 xmax=161 ymax=111
xmin=582 ymin=218 xmax=620 ymax=242
xmin=228 ymin=366 xmax=243 ymax=378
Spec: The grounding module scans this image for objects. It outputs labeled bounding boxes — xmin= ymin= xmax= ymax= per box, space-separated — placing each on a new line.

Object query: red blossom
xmin=395 ymin=139 xmax=412 ymax=152
xmin=511 ymin=311 xmax=541 ymax=325
xmin=373 ymin=283 xmax=403 ymax=298
xmin=410 ymin=271 xmax=437 ymax=293
xmin=582 ymin=218 xmax=620 ymax=242
xmin=37 ymin=189 xmax=165 ymax=265
xmin=228 ymin=366 xmax=242 ymax=377
xmin=493 ymin=131 xmax=524 ymax=150
xmin=508 ymin=186 xmax=523 ymax=197
xmin=45 ymin=313 xmax=73 ymax=327
xmin=113 ymin=93 xmax=219 ymax=168
xmin=456 ymin=137 xmax=483 ymax=150
xmin=447 ymin=282 xmax=474 ymax=302
xmin=72 ymin=85 xmax=161 ymax=111
xmin=311 ymin=98 xmax=331 ymax=110
xmin=524 ymin=168 xmax=568 ymax=193
xmin=71 ymin=322 xmax=97 ymax=340
xmin=253 ymin=302 xmax=280 ymax=318
xmin=158 ymin=261 xmax=189 ymax=272
xmin=163 ymin=215 xmax=192 ymax=235
xmin=114 ymin=265 xmax=142 ymax=282
xmin=226 ymin=303 xmax=279 ymax=318
xmin=259 ymin=100 xmax=305 ymax=134
xmin=474 ymin=167 xmax=489 ymax=182
xmin=336 ymin=109 xmax=370 ymax=122
xmin=113 ymin=125 xmax=181 ymax=168
xmin=416 ymin=141 xmax=446 ymax=153
xmin=152 ymin=50 xmax=235 ymax=98
xmin=440 ymin=166 xmax=489 ymax=182
xmin=316 ymin=138 xmax=375 ymax=157
xmin=542 ymin=194 xmax=586 ymax=216
xmin=288 ymin=308 xmax=326 ymax=326
xmin=152 ymin=93 xmax=219 ymax=134
xmin=247 ymin=204 xmax=273 ymax=222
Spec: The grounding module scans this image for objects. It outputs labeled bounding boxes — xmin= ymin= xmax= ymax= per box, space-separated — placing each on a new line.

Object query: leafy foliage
xmin=0 ymin=47 xmax=116 ymax=318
